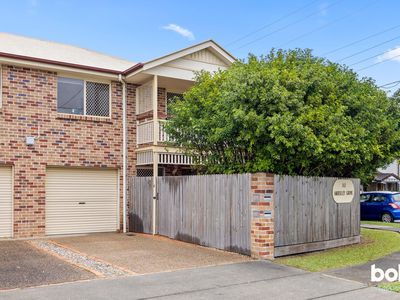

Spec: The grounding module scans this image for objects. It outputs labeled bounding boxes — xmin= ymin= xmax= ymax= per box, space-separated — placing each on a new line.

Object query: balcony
xmin=136 ymin=150 xmax=194 ymax=166
xmin=137 ymin=120 xmax=172 ymax=145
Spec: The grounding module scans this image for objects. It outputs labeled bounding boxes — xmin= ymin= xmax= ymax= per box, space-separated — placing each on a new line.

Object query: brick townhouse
xmin=0 ymin=33 xmax=235 ymax=238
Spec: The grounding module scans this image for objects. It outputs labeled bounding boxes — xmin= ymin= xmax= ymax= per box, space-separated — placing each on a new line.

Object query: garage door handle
xmin=78 ymin=202 xmax=86 ymax=205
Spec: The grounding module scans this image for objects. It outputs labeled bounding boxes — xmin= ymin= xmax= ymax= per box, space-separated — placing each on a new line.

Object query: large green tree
xmin=165 ymin=49 xmax=400 ymax=184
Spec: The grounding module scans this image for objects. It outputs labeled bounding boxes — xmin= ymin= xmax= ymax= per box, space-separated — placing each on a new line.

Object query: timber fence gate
xmin=129 ymin=177 xmax=153 ymax=234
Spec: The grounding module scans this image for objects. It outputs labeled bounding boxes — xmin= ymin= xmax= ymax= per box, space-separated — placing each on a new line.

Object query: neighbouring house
xmin=365 ymin=160 xmax=400 ymax=191
xmin=366 ymin=172 xmax=400 ymax=191
xmin=0 ymin=32 xmax=235 ymax=238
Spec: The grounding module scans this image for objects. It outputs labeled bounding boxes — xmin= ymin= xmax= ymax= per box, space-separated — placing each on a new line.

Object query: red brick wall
xmin=0 ymin=65 xmax=127 ymax=238
xmin=157 ymin=88 xmax=167 ymax=119
xmin=250 ymin=173 xmax=275 ymax=259
xmin=126 ymin=83 xmax=137 ymax=177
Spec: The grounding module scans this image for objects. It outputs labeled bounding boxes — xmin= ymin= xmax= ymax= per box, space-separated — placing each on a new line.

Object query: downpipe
xmin=119 ymin=74 xmax=127 ymax=233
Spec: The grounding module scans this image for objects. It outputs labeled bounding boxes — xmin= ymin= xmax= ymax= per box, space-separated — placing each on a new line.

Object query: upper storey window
xmin=57 ymin=77 xmax=110 ymax=117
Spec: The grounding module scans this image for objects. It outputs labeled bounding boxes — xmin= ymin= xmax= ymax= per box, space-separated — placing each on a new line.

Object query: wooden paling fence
xmin=129 ymin=174 xmax=252 ymax=255
xmin=129 ymin=173 xmax=361 ymax=257
xmin=273 ymin=175 xmax=360 ymax=256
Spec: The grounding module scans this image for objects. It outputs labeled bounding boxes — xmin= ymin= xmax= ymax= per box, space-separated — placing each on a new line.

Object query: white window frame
xmin=57 ymin=75 xmax=112 ymax=118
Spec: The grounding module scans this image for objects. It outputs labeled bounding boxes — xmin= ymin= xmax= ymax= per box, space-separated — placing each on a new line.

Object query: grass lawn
xmin=275 ymin=228 xmax=400 ymax=272
xmin=379 ymin=282 xmax=400 ymax=293
xmin=361 ymin=220 xmax=400 ymax=229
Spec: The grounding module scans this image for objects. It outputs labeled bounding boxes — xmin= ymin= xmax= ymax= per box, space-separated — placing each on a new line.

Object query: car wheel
xmin=381 ymin=213 xmax=393 ymax=223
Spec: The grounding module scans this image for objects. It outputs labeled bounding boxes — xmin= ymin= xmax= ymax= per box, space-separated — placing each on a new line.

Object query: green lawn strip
xmin=361 ymin=221 xmax=400 ymax=229
xmin=275 ymin=228 xmax=400 ymax=272
xmin=379 ymin=282 xmax=400 ymax=293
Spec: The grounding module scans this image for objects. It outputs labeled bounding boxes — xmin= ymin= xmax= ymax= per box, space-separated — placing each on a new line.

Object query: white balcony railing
xmin=136 ymin=151 xmax=194 ymax=166
xmin=158 ymin=120 xmax=171 ymax=143
xmin=137 ymin=120 xmax=172 ymax=145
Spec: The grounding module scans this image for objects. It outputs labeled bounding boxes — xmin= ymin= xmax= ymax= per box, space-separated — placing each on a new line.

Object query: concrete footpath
xmin=0 ymin=261 xmax=397 ymax=300
xmin=361 ymin=224 xmax=400 ymax=233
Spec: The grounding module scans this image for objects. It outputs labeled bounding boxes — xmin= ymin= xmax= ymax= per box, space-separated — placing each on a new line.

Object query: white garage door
xmin=46 ymin=168 xmax=118 ymax=235
xmin=0 ymin=167 xmax=13 ymax=238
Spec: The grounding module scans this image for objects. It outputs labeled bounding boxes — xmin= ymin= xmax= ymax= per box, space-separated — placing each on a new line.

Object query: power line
xmin=278 ymin=0 xmax=378 ymax=48
xmin=226 ymin=0 xmax=320 ymax=46
xmin=381 ymin=84 xmax=400 ymax=91
xmin=234 ymin=0 xmax=343 ymax=50
xmin=348 ymin=46 xmax=397 ymax=67
xmin=356 ymin=52 xmax=400 ymax=72
xmin=336 ymin=34 xmax=400 ymax=63
xmin=322 ymin=23 xmax=400 ymax=56
xmin=379 ymin=80 xmax=400 ymax=89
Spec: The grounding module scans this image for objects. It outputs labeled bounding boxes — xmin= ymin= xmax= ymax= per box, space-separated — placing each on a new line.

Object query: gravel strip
xmin=30 ymin=240 xmax=131 ymax=277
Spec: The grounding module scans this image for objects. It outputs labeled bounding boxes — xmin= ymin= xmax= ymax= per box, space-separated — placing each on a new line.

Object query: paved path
xmin=326 ymin=252 xmax=400 ymax=285
xmin=361 ymin=224 xmax=400 ymax=233
xmin=0 ymin=261 xmax=397 ymax=299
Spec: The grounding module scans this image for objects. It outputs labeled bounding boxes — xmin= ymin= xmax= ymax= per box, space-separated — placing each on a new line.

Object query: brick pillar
xmin=14 ymin=161 xmax=46 ymax=238
xmin=250 ymin=173 xmax=275 ymax=260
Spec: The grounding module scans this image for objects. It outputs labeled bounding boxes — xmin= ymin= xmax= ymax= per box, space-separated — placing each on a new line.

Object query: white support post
xmin=152 ymin=75 xmax=159 ymax=235
xmin=153 ymin=75 xmax=159 ymax=146
xmin=152 ymin=151 xmax=158 ymax=235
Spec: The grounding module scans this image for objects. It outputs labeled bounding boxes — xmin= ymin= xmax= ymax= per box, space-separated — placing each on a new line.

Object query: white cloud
xmin=378 ymin=46 xmax=400 ymax=63
xmin=163 ymin=24 xmax=195 ymax=40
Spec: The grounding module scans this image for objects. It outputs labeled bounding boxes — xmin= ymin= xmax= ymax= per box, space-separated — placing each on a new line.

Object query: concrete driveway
xmin=0 ymin=241 xmax=95 ymax=290
xmin=0 ymin=261 xmax=397 ymax=299
xmin=0 ymin=232 xmax=249 ymax=290
xmin=50 ymin=232 xmax=250 ymax=274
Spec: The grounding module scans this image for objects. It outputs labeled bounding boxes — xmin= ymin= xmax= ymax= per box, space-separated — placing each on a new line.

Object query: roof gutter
xmin=122 ymin=63 xmax=144 ymax=76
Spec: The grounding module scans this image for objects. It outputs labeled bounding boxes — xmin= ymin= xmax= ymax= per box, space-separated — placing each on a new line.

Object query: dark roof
xmin=373 ymin=172 xmax=400 ymax=182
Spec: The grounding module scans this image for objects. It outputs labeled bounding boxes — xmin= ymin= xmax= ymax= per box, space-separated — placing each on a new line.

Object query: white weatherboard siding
xmin=0 ymin=167 xmax=13 ymax=238
xmin=144 ymin=49 xmax=229 ymax=81
xmin=184 ymin=48 xmax=229 ymax=66
xmin=46 ymin=168 xmax=118 ymax=235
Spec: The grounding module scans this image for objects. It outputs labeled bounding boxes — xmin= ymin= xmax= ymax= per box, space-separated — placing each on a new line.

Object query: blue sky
xmin=1 ymin=0 xmax=400 ymax=91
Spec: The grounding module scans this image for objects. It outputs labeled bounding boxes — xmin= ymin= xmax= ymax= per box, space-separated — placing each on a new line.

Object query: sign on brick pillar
xmin=250 ymin=173 xmax=275 ymax=260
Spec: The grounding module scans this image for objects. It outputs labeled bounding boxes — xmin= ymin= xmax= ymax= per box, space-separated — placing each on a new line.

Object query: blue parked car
xmin=360 ymin=191 xmax=400 ymax=222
